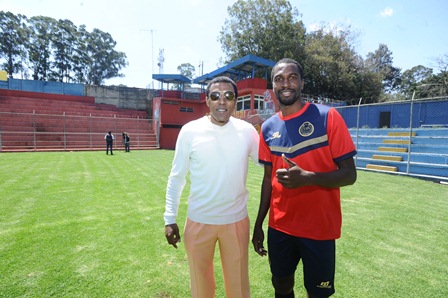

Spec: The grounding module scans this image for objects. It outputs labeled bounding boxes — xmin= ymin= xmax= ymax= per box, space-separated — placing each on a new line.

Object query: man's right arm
xmin=164 ymin=170 xmax=187 ymax=249
xmin=163 ymin=129 xmax=189 ymax=248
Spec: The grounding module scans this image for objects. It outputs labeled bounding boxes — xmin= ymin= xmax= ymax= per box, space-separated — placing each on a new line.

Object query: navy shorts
xmin=268 ymin=227 xmax=336 ymax=297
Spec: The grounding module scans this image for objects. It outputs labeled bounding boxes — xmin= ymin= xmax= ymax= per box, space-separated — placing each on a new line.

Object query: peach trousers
xmin=184 ymin=217 xmax=250 ymax=298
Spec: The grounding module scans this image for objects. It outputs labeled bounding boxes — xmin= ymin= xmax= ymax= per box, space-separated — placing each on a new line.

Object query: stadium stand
xmin=0 ymin=89 xmax=157 ymax=152
xmin=352 ymin=128 xmax=448 ymax=182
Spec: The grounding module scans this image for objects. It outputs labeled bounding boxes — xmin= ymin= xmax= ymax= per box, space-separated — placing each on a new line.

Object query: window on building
xmin=254 ymin=95 xmax=265 ymax=110
xmin=180 ymin=107 xmax=194 ymax=112
xmin=237 ymin=95 xmax=251 ymax=111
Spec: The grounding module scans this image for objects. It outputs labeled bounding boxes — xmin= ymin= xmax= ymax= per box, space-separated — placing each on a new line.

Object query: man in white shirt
xmin=164 ymin=76 xmax=259 ymax=298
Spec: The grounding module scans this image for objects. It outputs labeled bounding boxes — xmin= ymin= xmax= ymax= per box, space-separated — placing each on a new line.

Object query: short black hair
xmin=206 ymin=76 xmax=238 ymax=99
xmin=271 ymin=58 xmax=304 ymax=82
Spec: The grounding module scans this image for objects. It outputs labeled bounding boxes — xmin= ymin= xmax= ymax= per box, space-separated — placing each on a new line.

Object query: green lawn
xmin=0 ymin=150 xmax=447 ymax=297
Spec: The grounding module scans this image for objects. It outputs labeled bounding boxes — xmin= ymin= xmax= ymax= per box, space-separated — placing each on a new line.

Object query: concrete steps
xmin=352 ymin=128 xmax=448 ymax=180
xmin=372 ymin=154 xmax=403 ymax=161
xmin=378 ymin=147 xmax=407 ymax=153
xmin=366 ymin=164 xmax=398 ymax=172
xmin=0 ymin=90 xmax=158 ymax=152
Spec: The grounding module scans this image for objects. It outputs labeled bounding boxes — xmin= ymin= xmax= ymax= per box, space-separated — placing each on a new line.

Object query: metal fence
xmin=0 ymin=111 xmax=158 ymax=152
xmin=335 ymin=96 xmax=448 ymax=129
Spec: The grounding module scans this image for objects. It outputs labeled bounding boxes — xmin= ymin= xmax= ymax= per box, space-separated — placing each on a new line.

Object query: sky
xmin=1 ymin=0 xmax=447 ymax=89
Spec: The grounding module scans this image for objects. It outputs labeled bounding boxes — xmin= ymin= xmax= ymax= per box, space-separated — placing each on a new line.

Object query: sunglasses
xmin=209 ymin=91 xmax=235 ymax=101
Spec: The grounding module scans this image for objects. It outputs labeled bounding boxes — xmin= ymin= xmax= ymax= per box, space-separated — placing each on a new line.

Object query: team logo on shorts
xmin=298 ymin=121 xmax=314 ymax=137
xmin=317 ymin=281 xmax=332 ymax=289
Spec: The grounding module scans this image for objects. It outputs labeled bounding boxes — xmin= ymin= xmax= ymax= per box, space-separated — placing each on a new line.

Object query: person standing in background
xmin=123 ymin=132 xmax=130 ymax=152
xmin=105 ymin=131 xmax=114 ymax=155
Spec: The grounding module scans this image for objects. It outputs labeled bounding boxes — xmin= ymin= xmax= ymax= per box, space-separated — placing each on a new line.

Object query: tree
xmin=51 ymin=19 xmax=78 ymax=82
xmin=218 ymin=1 xmax=383 ymax=103
xmin=398 ymin=54 xmax=448 ymax=99
xmin=432 ymin=53 xmax=448 ymax=96
xmin=72 ymin=25 xmax=91 ymax=84
xmin=171 ymin=63 xmax=195 ymax=90
xmin=365 ymin=43 xmax=401 ymax=94
xmin=178 ymin=63 xmax=195 ymax=79
xmin=219 ymin=0 xmax=306 ymax=64
xmin=28 ymin=16 xmax=58 ymax=81
xmin=303 ymin=25 xmax=381 ymax=103
xmin=76 ymin=26 xmax=127 ymax=85
xmin=0 ymin=11 xmax=29 ymax=77
xmin=350 ymin=57 xmax=383 ymax=104
xmin=0 ymin=11 xmax=128 ymax=85
xmin=399 ymin=65 xmax=433 ymax=99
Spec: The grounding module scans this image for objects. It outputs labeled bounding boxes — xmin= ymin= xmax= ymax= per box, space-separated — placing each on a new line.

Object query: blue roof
xmin=152 ymin=74 xmax=192 ymax=84
xmin=193 ymin=54 xmax=275 ymax=85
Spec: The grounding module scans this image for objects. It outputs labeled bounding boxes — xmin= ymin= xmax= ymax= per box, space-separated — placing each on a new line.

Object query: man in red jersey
xmin=252 ymin=58 xmax=357 ymax=298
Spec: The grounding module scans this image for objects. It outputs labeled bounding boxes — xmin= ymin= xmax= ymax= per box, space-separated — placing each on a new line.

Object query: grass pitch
xmin=0 ymin=150 xmax=447 ymax=297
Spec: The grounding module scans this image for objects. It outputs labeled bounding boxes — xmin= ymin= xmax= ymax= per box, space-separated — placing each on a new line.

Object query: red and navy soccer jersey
xmin=259 ymin=102 xmax=356 ymax=240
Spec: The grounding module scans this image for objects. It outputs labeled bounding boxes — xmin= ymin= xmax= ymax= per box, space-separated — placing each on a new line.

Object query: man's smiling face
xmin=272 ymin=63 xmax=304 ymax=107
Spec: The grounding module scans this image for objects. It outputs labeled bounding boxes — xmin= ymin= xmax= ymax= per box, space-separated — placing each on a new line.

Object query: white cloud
xmin=380 ymin=7 xmax=394 ymax=18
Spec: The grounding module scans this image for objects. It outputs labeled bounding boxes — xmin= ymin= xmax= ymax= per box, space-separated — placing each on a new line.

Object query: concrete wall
xmin=0 ymin=79 xmax=150 ymax=113
xmin=85 ymin=85 xmax=150 ymax=111
xmin=4 ymin=78 xmax=84 ymax=96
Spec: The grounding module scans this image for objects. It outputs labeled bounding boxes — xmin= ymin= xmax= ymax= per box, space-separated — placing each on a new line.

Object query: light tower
xmin=140 ymin=28 xmax=155 ymax=89
xmin=157 ymin=49 xmax=165 ymax=89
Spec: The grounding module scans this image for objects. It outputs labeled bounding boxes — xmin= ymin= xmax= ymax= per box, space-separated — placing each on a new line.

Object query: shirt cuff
xmin=164 ymin=215 xmax=176 ymax=226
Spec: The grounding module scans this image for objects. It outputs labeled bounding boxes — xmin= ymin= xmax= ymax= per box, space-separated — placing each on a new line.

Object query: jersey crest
xmin=298 ymin=121 xmax=314 ymax=137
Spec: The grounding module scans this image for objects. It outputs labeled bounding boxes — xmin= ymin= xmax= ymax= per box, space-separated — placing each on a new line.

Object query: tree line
xmin=0 ymin=11 xmax=127 ymax=86
xmin=1 ymin=2 xmax=447 ymax=104
xmin=217 ymin=0 xmax=447 ymax=104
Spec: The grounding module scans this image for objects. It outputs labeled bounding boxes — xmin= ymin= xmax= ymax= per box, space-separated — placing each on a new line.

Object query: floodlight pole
xmin=151 ymin=29 xmax=155 ymax=89
xmin=199 ymin=61 xmax=204 ymax=76
xmin=141 ymin=29 xmax=156 ymax=89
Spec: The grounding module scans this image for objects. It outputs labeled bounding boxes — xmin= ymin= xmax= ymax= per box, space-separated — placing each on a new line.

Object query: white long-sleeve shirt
xmin=164 ymin=116 xmax=259 ymax=225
